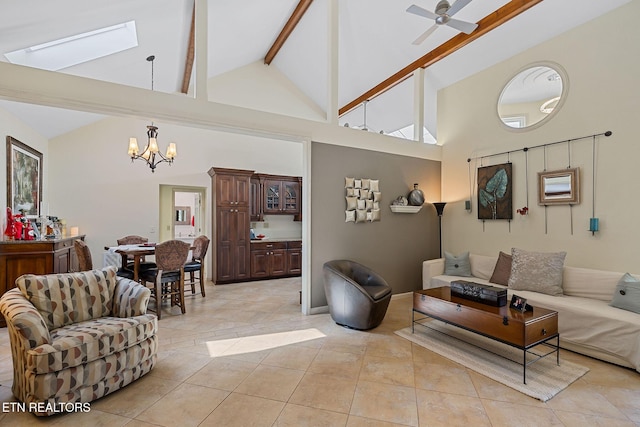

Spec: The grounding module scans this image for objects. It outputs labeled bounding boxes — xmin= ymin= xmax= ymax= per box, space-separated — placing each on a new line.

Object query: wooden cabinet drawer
xmin=524 ymin=314 xmax=558 ymax=346
xmin=286 ymin=241 xmax=302 ymax=249
xmin=251 ymin=241 xmax=287 ymax=251
xmin=54 ymin=239 xmax=74 ymax=250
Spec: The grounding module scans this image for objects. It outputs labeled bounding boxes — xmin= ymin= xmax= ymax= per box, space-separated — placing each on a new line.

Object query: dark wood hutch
xmin=209 ymin=167 xmax=302 ymax=284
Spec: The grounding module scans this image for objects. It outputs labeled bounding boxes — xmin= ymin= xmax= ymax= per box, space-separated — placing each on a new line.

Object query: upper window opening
xmin=387 ymin=124 xmax=437 ymax=144
xmin=4 ymin=21 xmax=138 ymax=71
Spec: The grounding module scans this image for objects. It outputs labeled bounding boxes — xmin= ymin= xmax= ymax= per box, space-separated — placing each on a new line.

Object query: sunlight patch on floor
xmin=205 ymin=328 xmax=326 ymax=357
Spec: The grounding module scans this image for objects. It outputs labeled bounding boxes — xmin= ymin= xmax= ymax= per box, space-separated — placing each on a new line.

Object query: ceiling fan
xmin=407 ymin=0 xmax=478 ymax=45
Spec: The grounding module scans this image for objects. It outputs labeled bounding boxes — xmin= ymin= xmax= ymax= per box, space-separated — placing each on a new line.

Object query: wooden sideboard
xmin=0 ymin=235 xmax=85 ymax=327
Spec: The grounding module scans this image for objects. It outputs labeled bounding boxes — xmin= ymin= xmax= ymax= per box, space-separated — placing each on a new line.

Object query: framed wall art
xmin=538 ymin=168 xmax=580 ymax=205
xmin=6 ymin=136 xmax=43 ymax=217
xmin=477 ymin=163 xmax=512 ymax=220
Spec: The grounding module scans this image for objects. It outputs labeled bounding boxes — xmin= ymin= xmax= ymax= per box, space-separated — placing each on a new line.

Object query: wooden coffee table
xmin=413 ymin=287 xmax=559 ymax=384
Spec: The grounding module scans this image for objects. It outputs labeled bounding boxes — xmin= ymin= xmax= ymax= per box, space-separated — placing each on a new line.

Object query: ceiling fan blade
xmin=406 ymin=4 xmax=439 ymax=20
xmin=446 ymin=18 xmax=478 ymax=34
xmin=412 ymin=24 xmax=438 ymax=45
xmin=447 ymin=0 xmax=473 ymax=17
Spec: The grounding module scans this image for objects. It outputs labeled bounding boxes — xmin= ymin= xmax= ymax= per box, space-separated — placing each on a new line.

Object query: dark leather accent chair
xmin=322 ymin=260 xmax=392 ymax=330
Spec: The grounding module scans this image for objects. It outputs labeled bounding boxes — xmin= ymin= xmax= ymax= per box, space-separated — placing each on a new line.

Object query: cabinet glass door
xmin=266 ymin=182 xmax=280 ymax=211
xmin=284 ymin=182 xmax=298 ymax=211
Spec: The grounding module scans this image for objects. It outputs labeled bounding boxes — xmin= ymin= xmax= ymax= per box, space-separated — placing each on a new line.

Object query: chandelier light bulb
xmin=166 ymin=143 xmax=177 ymax=159
xmin=148 ymin=137 xmax=159 ymax=153
xmin=128 ymin=137 xmax=139 ymax=156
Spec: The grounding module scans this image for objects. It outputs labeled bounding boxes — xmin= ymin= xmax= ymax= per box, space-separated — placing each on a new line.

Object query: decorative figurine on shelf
xmin=4 ymin=208 xmax=16 ymax=241
xmin=23 ymin=220 xmax=35 ymax=240
xmin=391 ymin=196 xmax=408 ymax=206
xmin=408 ymin=183 xmax=425 ymax=206
xmin=13 ymin=214 xmax=24 ymax=240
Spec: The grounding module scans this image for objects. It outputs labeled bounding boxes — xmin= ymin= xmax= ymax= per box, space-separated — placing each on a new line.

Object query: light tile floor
xmin=1 ymin=277 xmax=639 ymax=426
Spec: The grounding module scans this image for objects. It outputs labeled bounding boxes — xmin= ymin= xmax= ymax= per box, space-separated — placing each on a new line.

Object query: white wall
xmin=208 ymin=60 xmax=326 ymax=122
xmin=47 ymin=116 xmax=303 ymax=269
xmin=438 ymin=1 xmax=640 ymax=272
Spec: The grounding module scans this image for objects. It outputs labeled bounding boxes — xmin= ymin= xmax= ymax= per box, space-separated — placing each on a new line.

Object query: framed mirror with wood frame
xmin=174 ymin=206 xmax=191 ymax=225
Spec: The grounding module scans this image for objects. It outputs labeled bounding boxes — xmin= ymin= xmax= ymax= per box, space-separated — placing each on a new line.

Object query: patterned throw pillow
xmin=609 ymin=273 xmax=640 ymax=314
xmin=444 ymin=251 xmax=472 ymax=276
xmin=508 ymin=248 xmax=566 ymax=296
xmin=489 ymin=251 xmax=512 ymax=286
xmin=16 ymin=266 xmax=118 ymax=330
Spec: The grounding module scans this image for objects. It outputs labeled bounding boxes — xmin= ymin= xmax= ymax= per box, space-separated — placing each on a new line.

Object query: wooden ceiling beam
xmin=339 ymin=0 xmax=544 ymax=116
xmin=181 ymin=5 xmax=195 ymax=94
xmin=265 ymin=0 xmax=314 ymax=65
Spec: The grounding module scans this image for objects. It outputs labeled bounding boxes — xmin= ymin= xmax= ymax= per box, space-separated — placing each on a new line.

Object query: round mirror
xmin=497 ymin=63 xmax=567 ymax=130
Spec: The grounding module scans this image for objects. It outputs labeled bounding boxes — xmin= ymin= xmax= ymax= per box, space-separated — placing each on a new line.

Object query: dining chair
xmin=184 ymin=235 xmax=210 ymax=297
xmin=139 ymin=240 xmax=190 ymax=320
xmin=117 ymin=235 xmax=148 ymax=246
xmin=74 ymin=239 xmax=93 ymax=271
xmin=116 ymin=235 xmax=156 ymax=273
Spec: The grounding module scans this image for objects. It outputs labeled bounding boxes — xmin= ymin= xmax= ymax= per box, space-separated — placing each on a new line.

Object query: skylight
xmin=4 ymin=21 xmax=138 ymax=71
xmin=387 ymin=124 xmax=437 ymax=144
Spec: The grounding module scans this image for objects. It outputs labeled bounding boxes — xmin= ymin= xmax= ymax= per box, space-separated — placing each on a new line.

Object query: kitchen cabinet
xmin=253 ymin=174 xmax=301 ymax=221
xmin=209 ymin=167 xmax=253 ymax=284
xmin=286 ymin=240 xmax=302 ymax=275
xmin=215 ymin=170 xmax=251 ymax=207
xmin=250 ymin=240 xmax=301 ymax=279
xmin=250 ymin=176 xmax=262 ymax=222
xmin=250 ymin=241 xmax=287 ymax=279
xmin=0 ymin=235 xmax=85 ymax=327
xmin=216 ymin=206 xmax=251 ymax=282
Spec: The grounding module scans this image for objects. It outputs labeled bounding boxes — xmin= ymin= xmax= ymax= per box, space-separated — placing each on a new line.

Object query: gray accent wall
xmin=310 ymin=141 xmax=441 ymax=308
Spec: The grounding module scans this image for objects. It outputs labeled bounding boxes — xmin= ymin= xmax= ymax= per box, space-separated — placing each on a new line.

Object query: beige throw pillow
xmin=508 ymin=248 xmax=566 ymax=296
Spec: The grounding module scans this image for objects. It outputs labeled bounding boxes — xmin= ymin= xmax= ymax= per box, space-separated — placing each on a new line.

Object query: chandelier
xmin=127 ymin=55 xmax=177 ymax=172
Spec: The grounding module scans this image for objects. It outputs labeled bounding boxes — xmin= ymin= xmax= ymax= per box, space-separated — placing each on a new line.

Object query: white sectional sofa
xmin=422 ymin=253 xmax=640 ymax=373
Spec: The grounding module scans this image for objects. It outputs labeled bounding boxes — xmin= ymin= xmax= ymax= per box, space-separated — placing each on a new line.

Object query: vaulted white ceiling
xmin=0 ymin=0 xmax=632 ymax=139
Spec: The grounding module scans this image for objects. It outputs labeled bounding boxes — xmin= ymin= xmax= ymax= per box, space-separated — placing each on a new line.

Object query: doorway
xmin=158 ymin=185 xmax=207 ymax=245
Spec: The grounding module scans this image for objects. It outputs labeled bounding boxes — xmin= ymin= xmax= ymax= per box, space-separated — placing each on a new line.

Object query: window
xmin=387 ymin=124 xmax=437 ymax=144
xmin=4 ymin=21 xmax=138 ymax=71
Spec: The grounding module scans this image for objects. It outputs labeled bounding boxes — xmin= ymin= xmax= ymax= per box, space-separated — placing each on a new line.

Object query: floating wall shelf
xmin=389 ymin=205 xmax=422 ymax=213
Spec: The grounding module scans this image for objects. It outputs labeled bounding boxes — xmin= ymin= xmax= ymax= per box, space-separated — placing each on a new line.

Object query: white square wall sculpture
xmin=345 ymin=177 xmax=381 ymax=223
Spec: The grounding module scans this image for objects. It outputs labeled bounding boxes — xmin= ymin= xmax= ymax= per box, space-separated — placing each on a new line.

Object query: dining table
xmin=104 ymin=244 xmax=157 ymax=282
xmin=104 ymin=242 xmax=194 ymax=282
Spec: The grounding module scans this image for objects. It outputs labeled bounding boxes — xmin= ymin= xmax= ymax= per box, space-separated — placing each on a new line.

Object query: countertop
xmin=0 ymin=235 xmax=85 ymax=244
xmin=250 ymin=238 xmax=301 ymax=243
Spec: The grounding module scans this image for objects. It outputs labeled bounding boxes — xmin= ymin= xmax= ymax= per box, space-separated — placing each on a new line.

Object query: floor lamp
xmin=433 ymin=202 xmax=447 ymax=258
